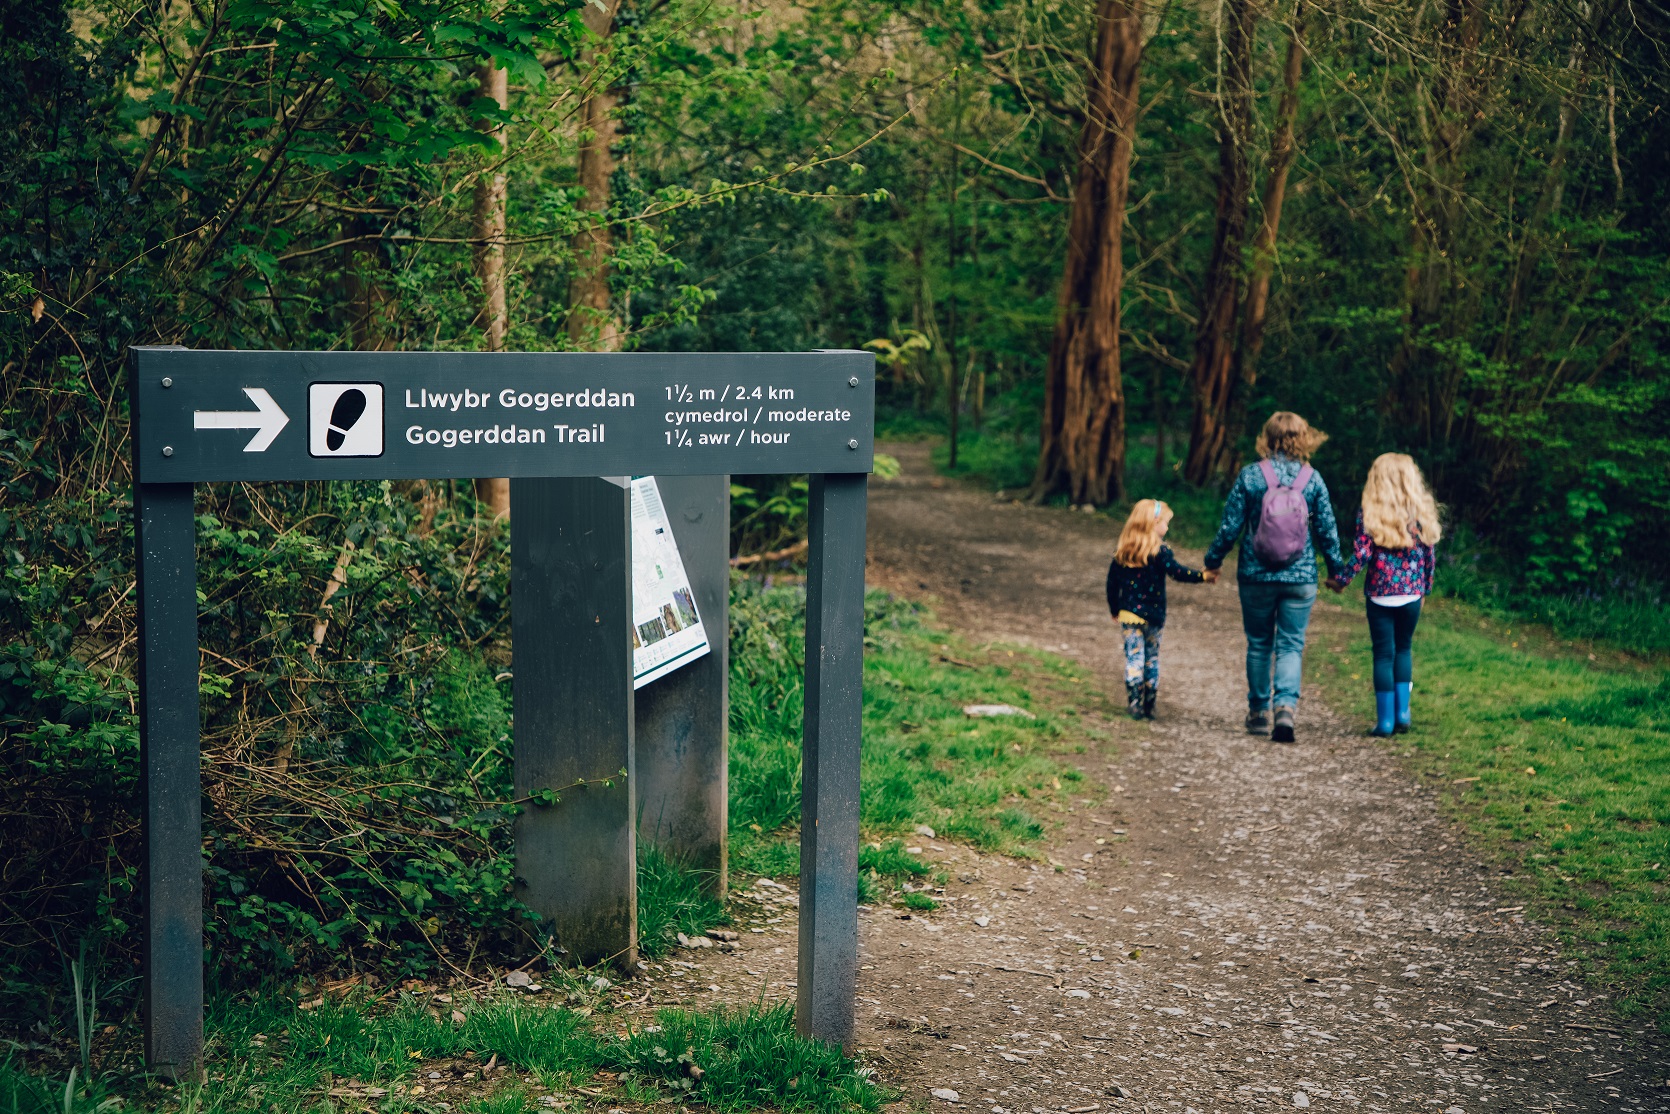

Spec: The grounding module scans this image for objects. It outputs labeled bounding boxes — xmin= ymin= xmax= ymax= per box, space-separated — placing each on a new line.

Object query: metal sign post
xmin=129 ymin=348 xmax=874 ymax=1074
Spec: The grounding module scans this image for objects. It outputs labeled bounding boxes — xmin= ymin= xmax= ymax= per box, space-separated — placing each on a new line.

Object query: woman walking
xmin=1202 ymin=412 xmax=1346 ymax=743
xmin=1327 ymin=453 xmax=1442 ymax=736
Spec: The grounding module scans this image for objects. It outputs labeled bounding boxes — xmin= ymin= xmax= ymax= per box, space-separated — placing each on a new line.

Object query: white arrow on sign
xmin=193 ymin=387 xmax=290 ymax=452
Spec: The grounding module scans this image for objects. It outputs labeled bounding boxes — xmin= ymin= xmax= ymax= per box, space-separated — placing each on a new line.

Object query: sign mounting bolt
xmin=161 ymin=377 xmax=173 ymax=388
xmin=162 ymin=446 xmax=174 ymax=457
xmin=848 ymin=439 xmax=859 ymax=450
xmin=848 ymin=376 xmax=859 ymax=387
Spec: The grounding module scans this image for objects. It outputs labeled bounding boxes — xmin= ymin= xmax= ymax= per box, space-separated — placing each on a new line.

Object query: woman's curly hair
xmin=1255 ymin=411 xmax=1329 ymax=461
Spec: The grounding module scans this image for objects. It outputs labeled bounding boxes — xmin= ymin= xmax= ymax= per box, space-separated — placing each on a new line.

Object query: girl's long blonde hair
xmin=1361 ymin=453 xmax=1443 ymax=548
xmin=1115 ymin=499 xmax=1174 ymax=567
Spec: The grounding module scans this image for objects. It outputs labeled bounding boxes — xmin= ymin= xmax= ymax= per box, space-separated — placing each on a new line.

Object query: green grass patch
xmin=929 ymin=429 xmax=1038 ymax=492
xmin=1310 ymin=596 xmax=1670 ymax=1027
xmin=637 ymin=847 xmax=727 ymax=960
xmin=0 ymin=992 xmax=884 ymax=1114
xmin=728 ymin=580 xmax=1108 ymax=889
xmin=1433 ymin=527 xmax=1670 ymax=657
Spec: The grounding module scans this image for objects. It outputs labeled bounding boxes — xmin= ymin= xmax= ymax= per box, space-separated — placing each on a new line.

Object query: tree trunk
xmin=1028 ymin=0 xmax=1144 ymax=506
xmin=567 ymin=0 xmax=623 ymax=352
xmin=1385 ymin=0 xmax=1487 ymax=449
xmin=946 ymin=75 xmax=962 ymax=470
xmin=473 ymin=60 xmax=512 ymax=520
xmin=1181 ymin=0 xmax=1259 ymax=485
xmin=1213 ymin=7 xmax=1307 ymax=478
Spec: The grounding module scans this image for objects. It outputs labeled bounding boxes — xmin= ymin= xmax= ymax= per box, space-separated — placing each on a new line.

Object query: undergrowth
xmin=727 ymin=578 xmax=1101 ymax=884
xmin=1432 ymin=526 xmax=1670 ymax=658
xmin=0 ymin=993 xmax=883 ymax=1114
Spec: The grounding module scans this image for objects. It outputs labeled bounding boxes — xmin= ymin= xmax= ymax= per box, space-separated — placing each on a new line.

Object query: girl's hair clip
xmin=1153 ymin=500 xmax=1165 ymax=518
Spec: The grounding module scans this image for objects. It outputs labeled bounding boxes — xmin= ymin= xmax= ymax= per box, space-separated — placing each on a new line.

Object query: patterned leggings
xmin=1122 ymin=623 xmax=1162 ymax=691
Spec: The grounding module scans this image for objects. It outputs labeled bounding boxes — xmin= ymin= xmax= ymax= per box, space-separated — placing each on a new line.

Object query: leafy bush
xmin=0 ymin=479 xmax=529 ymax=1024
xmin=1433 ymin=525 xmax=1670 ymax=657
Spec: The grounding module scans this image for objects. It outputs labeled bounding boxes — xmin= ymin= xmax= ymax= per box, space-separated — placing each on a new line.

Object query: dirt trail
xmin=641 ymin=444 xmax=1669 ymax=1113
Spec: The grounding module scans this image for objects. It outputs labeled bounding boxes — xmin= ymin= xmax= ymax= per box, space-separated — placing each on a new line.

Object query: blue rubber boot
xmin=1371 ymin=691 xmax=1396 ymax=737
xmin=1394 ymin=682 xmax=1413 ymax=733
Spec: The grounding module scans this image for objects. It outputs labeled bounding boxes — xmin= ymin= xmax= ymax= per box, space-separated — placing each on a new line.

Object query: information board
xmin=131 ymin=348 xmax=874 ymax=482
xmin=630 ymin=477 xmax=711 ymax=688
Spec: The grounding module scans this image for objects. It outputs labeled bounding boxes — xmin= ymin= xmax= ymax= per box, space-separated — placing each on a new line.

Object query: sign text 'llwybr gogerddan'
xmin=132 ymin=349 xmax=874 ymax=483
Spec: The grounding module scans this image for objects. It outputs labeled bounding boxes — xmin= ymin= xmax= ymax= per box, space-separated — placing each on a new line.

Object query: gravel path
xmin=637 ymin=443 xmax=1670 ymax=1113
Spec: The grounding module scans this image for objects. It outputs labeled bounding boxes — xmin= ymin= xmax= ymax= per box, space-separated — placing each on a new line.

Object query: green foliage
xmin=0 ymin=478 xmax=530 ymax=1022
xmin=858 ymin=839 xmax=932 ymax=881
xmin=637 ymin=847 xmax=727 ymax=960
xmin=1312 ymin=600 xmax=1670 ymax=1025
xmin=1432 ymin=526 xmax=1670 ymax=657
xmin=727 ymin=578 xmax=1096 ymax=874
xmin=729 ymin=475 xmax=811 ymax=557
xmin=1 ymin=992 xmax=884 ymax=1113
xmin=607 ymin=1005 xmax=884 ymax=1112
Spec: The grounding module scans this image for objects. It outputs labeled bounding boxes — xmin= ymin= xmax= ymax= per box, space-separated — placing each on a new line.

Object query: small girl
xmin=1328 ymin=453 xmax=1442 ymax=736
xmin=1105 ymin=499 xmax=1209 ymax=719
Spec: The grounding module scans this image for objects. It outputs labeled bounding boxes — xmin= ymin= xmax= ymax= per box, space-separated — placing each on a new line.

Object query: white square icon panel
xmin=308 ymin=383 xmax=384 ymax=457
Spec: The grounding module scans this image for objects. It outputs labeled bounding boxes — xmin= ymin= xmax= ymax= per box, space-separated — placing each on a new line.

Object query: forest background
xmin=2 ymin=0 xmax=1668 ymax=1044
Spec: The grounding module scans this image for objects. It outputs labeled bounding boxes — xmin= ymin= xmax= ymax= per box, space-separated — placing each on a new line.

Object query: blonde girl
xmin=1105 ymin=499 xmax=1211 ymax=719
xmin=1328 ymin=453 xmax=1443 ymax=735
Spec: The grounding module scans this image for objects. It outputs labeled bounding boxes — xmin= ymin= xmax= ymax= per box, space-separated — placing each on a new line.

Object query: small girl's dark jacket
xmin=1105 ymin=545 xmax=1204 ymax=628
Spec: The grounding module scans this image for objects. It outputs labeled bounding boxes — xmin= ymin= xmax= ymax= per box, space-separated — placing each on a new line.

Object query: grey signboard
xmin=131 ymin=348 xmax=875 ymax=482
xmin=127 ymin=345 xmax=874 ymax=1074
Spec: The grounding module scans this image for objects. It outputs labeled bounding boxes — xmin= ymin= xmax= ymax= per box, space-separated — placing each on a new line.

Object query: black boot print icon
xmin=326 ymin=389 xmax=367 ymax=451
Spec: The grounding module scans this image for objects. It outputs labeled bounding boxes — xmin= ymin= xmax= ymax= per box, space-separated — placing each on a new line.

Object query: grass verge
xmin=1 ymin=991 xmax=883 ymax=1114
xmin=1432 ymin=526 xmax=1670 ymax=657
xmin=1309 ymin=593 xmax=1670 ymax=1027
xmin=727 ymin=580 xmax=1114 ymax=893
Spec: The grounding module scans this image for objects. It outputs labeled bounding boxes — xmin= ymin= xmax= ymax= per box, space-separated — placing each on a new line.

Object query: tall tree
xmin=568 ymin=0 xmax=623 ymax=351
xmin=1382 ymin=0 xmax=1489 ymax=452
xmin=1181 ymin=0 xmax=1260 ymax=484
xmin=1184 ymin=3 xmax=1307 ymax=482
xmin=1029 ymin=0 xmax=1144 ymax=506
xmin=474 ymin=60 xmax=512 ymax=520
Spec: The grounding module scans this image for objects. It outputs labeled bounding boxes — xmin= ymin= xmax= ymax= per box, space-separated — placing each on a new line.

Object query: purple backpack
xmin=1252 ymin=459 xmax=1314 ymax=568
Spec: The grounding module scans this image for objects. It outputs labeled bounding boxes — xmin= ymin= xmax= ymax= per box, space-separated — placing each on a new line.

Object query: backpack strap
xmin=1293 ymin=464 xmax=1314 ymax=492
xmin=1258 ymin=458 xmax=1279 ymax=490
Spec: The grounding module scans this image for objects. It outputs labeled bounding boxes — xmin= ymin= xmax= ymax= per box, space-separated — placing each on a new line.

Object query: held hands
xmin=1202 ymin=568 xmax=1221 ymax=585
xmin=1325 ymin=576 xmax=1347 ymax=593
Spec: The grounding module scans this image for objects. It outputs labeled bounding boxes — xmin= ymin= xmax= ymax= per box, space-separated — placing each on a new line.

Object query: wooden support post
xmin=511 ymin=477 xmax=637 ymax=968
xmin=634 ymin=475 xmax=729 ymax=893
xmin=135 ymin=481 xmax=203 ymax=1076
xmin=796 ymin=472 xmax=867 ymax=1047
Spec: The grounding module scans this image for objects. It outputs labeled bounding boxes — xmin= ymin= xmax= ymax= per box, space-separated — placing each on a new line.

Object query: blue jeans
xmin=1239 ymin=580 xmax=1318 ymax=710
xmin=1366 ymin=597 xmax=1422 ymax=692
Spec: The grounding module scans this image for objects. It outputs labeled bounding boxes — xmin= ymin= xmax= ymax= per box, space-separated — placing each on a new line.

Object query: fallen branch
xmin=730 ymin=539 xmax=809 ymax=567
